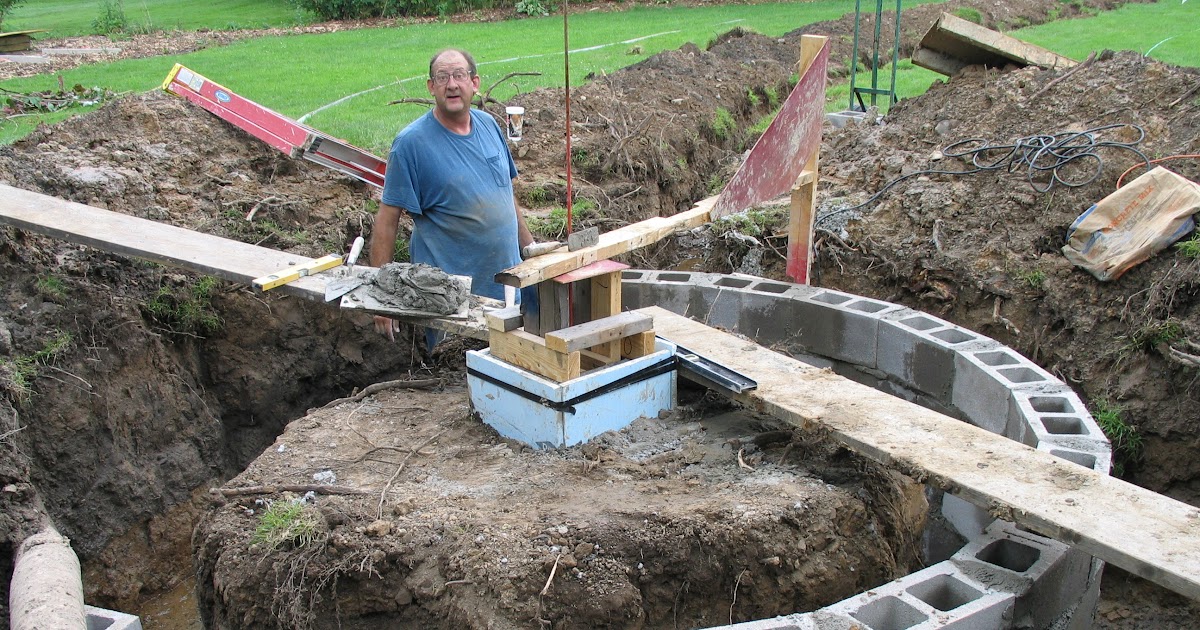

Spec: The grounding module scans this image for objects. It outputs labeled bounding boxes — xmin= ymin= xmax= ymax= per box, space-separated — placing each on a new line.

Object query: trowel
xmin=324 ymin=236 xmax=365 ymax=301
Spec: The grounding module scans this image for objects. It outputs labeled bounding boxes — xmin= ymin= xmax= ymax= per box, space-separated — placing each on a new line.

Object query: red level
xmin=162 ymin=64 xmax=386 ymax=189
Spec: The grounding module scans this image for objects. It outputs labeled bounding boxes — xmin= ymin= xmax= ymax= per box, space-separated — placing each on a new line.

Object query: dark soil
xmin=1 ymin=0 xmax=1198 ymax=627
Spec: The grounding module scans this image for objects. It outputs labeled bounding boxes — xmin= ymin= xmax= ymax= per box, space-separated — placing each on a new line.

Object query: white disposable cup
xmin=505 ymin=106 xmax=524 ymax=141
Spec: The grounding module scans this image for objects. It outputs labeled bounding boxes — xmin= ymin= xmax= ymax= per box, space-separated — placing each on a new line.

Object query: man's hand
xmin=374 ymin=315 xmax=400 ymax=341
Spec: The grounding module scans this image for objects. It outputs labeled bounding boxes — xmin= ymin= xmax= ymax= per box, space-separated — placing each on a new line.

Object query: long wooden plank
xmin=495 ymin=197 xmax=715 ymax=288
xmin=642 ymin=306 xmax=1200 ymax=600
xmin=0 ymin=184 xmax=491 ymax=339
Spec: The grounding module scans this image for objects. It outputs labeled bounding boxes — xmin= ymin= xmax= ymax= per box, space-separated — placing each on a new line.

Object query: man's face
xmin=428 ymin=51 xmax=479 ymax=117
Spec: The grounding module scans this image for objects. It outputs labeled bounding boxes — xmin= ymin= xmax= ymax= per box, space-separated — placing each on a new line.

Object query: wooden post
xmin=787 ymin=165 xmax=819 ymax=284
xmin=589 ymin=271 xmax=623 ymax=360
xmin=784 ymin=34 xmax=827 ymax=285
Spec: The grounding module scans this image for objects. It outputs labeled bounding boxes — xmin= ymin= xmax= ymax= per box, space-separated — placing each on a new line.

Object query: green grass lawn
xmin=4 ymin=0 xmax=305 ymax=39
xmin=1 ymin=0 xmax=930 ymax=151
xmin=1016 ymin=0 xmax=1200 ymax=66
xmin=1 ymin=0 xmax=1196 ymax=151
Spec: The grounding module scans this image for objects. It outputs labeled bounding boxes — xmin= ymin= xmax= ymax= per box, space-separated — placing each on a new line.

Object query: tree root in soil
xmin=314 ymin=377 xmax=442 ymax=412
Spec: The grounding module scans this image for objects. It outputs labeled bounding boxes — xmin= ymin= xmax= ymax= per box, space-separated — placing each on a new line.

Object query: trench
xmin=9 ymin=268 xmax=1109 ymax=629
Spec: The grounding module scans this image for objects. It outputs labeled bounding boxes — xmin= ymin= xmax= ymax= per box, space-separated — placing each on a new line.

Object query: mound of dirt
xmin=194 ymin=385 xmax=926 ymax=628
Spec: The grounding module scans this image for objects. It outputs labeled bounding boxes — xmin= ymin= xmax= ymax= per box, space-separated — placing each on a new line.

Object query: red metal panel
xmin=165 ymin=65 xmax=388 ymax=189
xmin=711 ymin=42 xmax=829 ymax=219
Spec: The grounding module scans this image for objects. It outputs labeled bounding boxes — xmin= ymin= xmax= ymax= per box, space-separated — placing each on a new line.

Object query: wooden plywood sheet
xmin=912 ymin=13 xmax=1076 ymax=77
xmin=642 ymin=306 xmax=1200 ymax=600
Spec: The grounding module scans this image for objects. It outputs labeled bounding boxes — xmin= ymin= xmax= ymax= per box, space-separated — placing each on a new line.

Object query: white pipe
xmin=9 ymin=527 xmax=86 ymax=630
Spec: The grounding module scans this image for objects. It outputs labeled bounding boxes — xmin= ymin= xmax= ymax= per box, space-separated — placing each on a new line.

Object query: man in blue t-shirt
xmin=370 ymin=48 xmax=534 ymax=344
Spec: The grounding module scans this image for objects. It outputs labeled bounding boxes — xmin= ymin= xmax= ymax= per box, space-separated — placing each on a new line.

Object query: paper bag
xmin=1063 ymin=167 xmax=1200 ymax=281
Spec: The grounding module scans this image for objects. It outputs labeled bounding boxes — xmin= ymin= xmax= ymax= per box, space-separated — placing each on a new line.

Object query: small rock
xmin=934 ymin=120 xmax=954 ymax=136
xmin=366 ymin=520 xmax=392 ymax=537
xmin=573 ymin=542 xmax=594 ymax=558
xmin=312 ymin=470 xmax=337 ymax=484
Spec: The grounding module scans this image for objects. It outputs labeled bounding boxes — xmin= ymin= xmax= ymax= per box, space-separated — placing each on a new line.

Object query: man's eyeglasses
xmin=431 ymin=70 xmax=473 ymax=86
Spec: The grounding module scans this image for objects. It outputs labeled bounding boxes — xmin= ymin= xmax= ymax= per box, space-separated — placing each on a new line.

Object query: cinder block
xmin=719 ymin=613 xmax=817 ymax=629
xmin=1036 ymin=441 xmax=1112 ymax=475
xmin=877 ymin=310 xmax=988 ymax=405
xmin=952 ymin=346 xmax=1058 ymax=436
xmin=813 ymin=562 xmax=1015 ymax=630
xmin=85 ymin=605 xmax=143 ymax=630
xmin=623 ymin=271 xmax=701 ymax=317
xmin=1007 ymin=388 xmax=1108 ymax=451
xmin=779 ymin=289 xmax=900 ymax=368
xmin=952 ymin=521 xmax=1091 ymax=629
xmin=1063 ymin=558 xmax=1105 ymax=630
xmin=941 ymin=493 xmax=994 ymax=542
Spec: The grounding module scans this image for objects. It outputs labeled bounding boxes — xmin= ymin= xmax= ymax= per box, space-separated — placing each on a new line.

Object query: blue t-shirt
xmin=382 ymin=109 xmax=520 ymax=300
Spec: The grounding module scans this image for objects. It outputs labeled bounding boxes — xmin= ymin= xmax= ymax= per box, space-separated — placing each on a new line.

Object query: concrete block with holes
xmin=810 ymin=563 xmax=1016 ymax=630
xmin=951 ymin=346 xmax=1057 ymax=435
xmin=1008 ymin=388 xmax=1109 ymax=451
xmin=951 ymin=521 xmax=1091 ymax=629
xmin=877 ymin=310 xmax=992 ymax=405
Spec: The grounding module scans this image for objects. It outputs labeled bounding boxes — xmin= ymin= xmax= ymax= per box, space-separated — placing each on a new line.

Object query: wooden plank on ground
xmin=0 ymin=184 xmax=491 ymax=340
xmin=545 ymin=312 xmax=653 ymax=354
xmin=488 ymin=328 xmax=580 ymax=382
xmin=496 ymin=197 xmax=716 ymax=288
xmin=641 ymin=306 xmax=1200 ymax=601
xmin=912 ymin=12 xmax=1076 ymax=77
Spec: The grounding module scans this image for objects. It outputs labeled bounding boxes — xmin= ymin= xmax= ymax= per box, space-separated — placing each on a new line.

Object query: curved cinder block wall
xmin=621 ymin=271 xmax=1111 ymax=630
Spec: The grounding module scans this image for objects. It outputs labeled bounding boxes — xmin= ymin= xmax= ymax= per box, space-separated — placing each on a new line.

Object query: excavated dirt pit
xmin=3 ymin=0 xmax=1200 ymax=627
xmin=193 ymin=385 xmax=925 ymax=628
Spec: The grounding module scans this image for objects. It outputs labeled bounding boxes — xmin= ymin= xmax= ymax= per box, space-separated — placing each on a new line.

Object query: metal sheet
xmin=711 ymin=42 xmax=830 ymax=219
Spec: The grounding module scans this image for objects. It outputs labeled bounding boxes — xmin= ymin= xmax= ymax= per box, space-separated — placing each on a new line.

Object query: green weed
xmin=710 ymin=107 xmax=735 ymax=141
xmin=712 ymin=207 xmax=784 ymax=239
xmin=0 ymin=0 xmax=24 ymax=30
xmin=1018 ymin=268 xmax=1046 ymax=290
xmin=527 ymin=200 xmax=597 ymax=240
xmin=143 ymin=276 xmax=223 ymax=337
xmin=92 ymin=0 xmax=128 ymax=34
xmin=952 ymin=7 xmax=982 ymax=24
xmin=1174 ymin=234 xmax=1200 ymax=259
xmin=514 ymin=0 xmax=552 ymax=16
xmin=745 ymin=88 xmax=760 ymax=108
xmin=570 ymin=147 xmax=596 ymax=170
xmin=251 ymin=500 xmax=321 ymax=551
xmin=1091 ymin=399 xmax=1142 ymax=476
xmin=749 ymin=107 xmax=779 ymax=137
xmin=35 ymin=275 xmax=67 ymax=301
xmin=763 ymin=85 xmax=780 ymax=109
xmin=525 ymin=186 xmax=551 ymax=207
xmin=393 ymin=237 xmax=411 ymax=262
xmin=706 ymin=173 xmax=725 ymax=195
xmin=528 ymin=206 xmax=567 ymax=239
xmin=0 ymin=331 xmax=72 ymax=404
xmin=1131 ymin=319 xmax=1184 ymax=349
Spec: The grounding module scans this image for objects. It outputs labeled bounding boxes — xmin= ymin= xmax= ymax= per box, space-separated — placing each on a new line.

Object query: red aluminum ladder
xmin=162 ymin=64 xmax=387 ymax=189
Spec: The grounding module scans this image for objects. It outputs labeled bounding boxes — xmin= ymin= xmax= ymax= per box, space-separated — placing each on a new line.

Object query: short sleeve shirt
xmin=382 ymin=109 xmax=520 ymax=301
